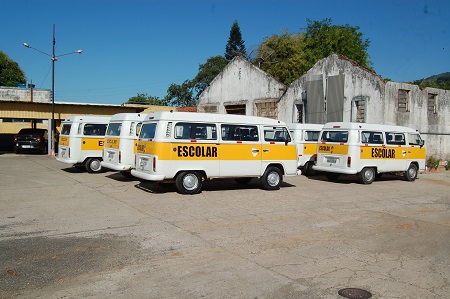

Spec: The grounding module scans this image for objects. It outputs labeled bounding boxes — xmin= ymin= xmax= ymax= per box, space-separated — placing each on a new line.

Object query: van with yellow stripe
xmin=288 ymin=123 xmax=323 ymax=176
xmin=101 ymin=113 xmax=147 ymax=177
xmin=57 ymin=115 xmax=111 ymax=173
xmin=313 ymin=122 xmax=426 ymax=184
xmin=131 ymin=111 xmax=299 ymax=194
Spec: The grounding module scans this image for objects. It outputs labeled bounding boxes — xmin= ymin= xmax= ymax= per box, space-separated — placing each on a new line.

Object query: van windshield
xmin=321 ymin=130 xmax=348 ymax=143
xmin=140 ymin=123 xmax=157 ymax=140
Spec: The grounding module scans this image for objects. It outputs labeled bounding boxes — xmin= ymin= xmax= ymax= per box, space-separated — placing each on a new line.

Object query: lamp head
xmin=76 ymin=50 xmax=83 ymax=54
xmin=23 ymin=43 xmax=30 ymax=48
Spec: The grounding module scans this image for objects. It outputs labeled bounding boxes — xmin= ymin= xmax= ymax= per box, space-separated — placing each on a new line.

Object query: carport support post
xmin=48 ymin=118 xmax=52 ymax=156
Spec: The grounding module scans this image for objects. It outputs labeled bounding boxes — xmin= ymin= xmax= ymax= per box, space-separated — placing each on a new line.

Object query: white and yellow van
xmin=313 ymin=122 xmax=426 ymax=184
xmin=101 ymin=113 xmax=147 ymax=177
xmin=131 ymin=111 xmax=299 ymax=194
xmin=288 ymin=123 xmax=323 ymax=175
xmin=57 ymin=115 xmax=111 ymax=173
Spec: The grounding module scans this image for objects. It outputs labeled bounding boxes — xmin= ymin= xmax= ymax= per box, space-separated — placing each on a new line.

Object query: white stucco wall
xmin=198 ymin=56 xmax=286 ymax=115
xmin=280 ymin=54 xmax=385 ymax=123
xmin=0 ymin=87 xmax=51 ymax=103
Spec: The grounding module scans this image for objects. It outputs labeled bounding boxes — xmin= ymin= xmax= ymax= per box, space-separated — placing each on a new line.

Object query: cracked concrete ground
xmin=0 ymin=153 xmax=449 ymax=299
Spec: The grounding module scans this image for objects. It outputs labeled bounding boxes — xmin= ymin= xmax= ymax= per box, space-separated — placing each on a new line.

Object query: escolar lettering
xmin=371 ymin=148 xmax=395 ymax=158
xmin=177 ymin=145 xmax=218 ymax=158
xmin=99 ymin=140 xmax=104 ymax=146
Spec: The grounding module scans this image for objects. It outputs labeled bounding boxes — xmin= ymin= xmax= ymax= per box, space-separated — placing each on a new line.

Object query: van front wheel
xmin=404 ymin=164 xmax=418 ymax=181
xmin=176 ymin=171 xmax=202 ymax=194
xmin=358 ymin=167 xmax=375 ymax=184
xmin=86 ymin=158 xmax=102 ymax=173
xmin=260 ymin=167 xmax=282 ymax=190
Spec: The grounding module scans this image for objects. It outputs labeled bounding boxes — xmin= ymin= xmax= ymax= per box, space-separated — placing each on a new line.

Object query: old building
xmin=199 ymin=54 xmax=450 ymax=158
xmin=198 ymin=56 xmax=287 ymax=118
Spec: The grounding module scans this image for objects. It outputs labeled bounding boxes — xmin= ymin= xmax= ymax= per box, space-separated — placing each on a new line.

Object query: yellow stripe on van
xmin=105 ymin=138 xmax=120 ymax=149
xmin=317 ymin=143 xmax=349 ymax=155
xmin=303 ymin=143 xmax=317 ymax=155
xmin=360 ymin=146 xmax=405 ymax=159
xmin=81 ymin=138 xmax=105 ymax=151
xmin=408 ymin=146 xmax=426 ymax=159
xmin=59 ymin=136 xmax=70 ymax=146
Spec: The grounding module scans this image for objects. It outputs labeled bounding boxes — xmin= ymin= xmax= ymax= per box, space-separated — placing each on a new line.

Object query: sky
xmin=2 ymin=0 xmax=449 ymax=105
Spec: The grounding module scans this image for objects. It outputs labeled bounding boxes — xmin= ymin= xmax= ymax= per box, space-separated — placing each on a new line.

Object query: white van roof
xmin=322 ymin=122 xmax=420 ymax=133
xmin=144 ymin=111 xmax=286 ymax=126
xmin=108 ymin=113 xmax=148 ymax=122
xmin=62 ymin=115 xmax=111 ymax=123
xmin=287 ymin=123 xmax=323 ymax=130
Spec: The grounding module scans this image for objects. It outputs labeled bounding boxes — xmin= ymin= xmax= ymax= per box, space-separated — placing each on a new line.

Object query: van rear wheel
xmin=303 ymin=161 xmax=317 ymax=176
xmin=260 ymin=166 xmax=282 ymax=190
xmin=175 ymin=171 xmax=202 ymax=194
xmin=404 ymin=163 xmax=418 ymax=181
xmin=358 ymin=167 xmax=375 ymax=184
xmin=86 ymin=158 xmax=102 ymax=173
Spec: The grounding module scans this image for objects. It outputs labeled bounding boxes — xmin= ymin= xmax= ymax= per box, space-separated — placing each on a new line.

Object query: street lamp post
xmin=23 ymin=24 xmax=82 ymax=155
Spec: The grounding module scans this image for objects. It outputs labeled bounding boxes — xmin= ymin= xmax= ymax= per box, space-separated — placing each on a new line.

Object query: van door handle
xmin=263 ymin=149 xmax=269 ymax=152
xmin=252 ymin=148 xmax=260 ymax=153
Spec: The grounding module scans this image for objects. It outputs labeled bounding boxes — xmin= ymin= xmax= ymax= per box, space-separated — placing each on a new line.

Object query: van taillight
xmin=119 ymin=151 xmax=122 ymax=163
xmin=14 ymin=136 xmax=17 ymax=142
xmin=347 ymin=156 xmax=351 ymax=167
xmin=153 ymin=157 xmax=156 ymax=172
xmin=37 ymin=136 xmax=41 ymax=142
xmin=313 ymin=154 xmax=317 ymax=161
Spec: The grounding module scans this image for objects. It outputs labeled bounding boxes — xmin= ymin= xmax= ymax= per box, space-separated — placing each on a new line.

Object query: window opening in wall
xmin=427 ymin=93 xmax=437 ymax=114
xmin=351 ymin=97 xmax=367 ymax=123
xmin=225 ymin=104 xmax=246 ymax=115
xmin=398 ymin=89 xmax=410 ymax=112
xmin=255 ymin=102 xmax=277 ymax=119
xmin=295 ymin=104 xmax=304 ymax=123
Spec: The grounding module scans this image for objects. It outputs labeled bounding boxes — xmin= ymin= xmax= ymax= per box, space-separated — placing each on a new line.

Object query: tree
xmin=254 ymin=30 xmax=307 ymax=85
xmin=303 ymin=18 xmax=371 ymax=69
xmin=254 ymin=18 xmax=371 ymax=85
xmin=0 ymin=51 xmax=26 ymax=87
xmin=191 ymin=55 xmax=228 ymax=96
xmin=164 ymin=80 xmax=195 ymax=107
xmin=126 ymin=93 xmax=165 ymax=105
xmin=225 ymin=20 xmax=247 ymax=61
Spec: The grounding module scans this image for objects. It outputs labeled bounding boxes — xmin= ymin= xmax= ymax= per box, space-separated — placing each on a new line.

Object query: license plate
xmin=139 ymin=159 xmax=148 ymax=170
xmin=108 ymin=152 xmax=115 ymax=159
xmin=327 ymin=157 xmax=338 ymax=163
xmin=22 ymin=145 xmax=32 ymax=148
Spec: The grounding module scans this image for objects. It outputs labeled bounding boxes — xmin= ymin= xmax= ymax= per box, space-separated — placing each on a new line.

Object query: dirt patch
xmin=0 ymin=235 xmax=141 ymax=298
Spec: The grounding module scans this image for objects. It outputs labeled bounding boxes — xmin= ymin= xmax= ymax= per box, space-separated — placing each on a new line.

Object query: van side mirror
xmin=420 ymin=139 xmax=425 ymax=148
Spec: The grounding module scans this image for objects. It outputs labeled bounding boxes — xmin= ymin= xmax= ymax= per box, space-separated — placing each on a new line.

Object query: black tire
xmin=235 ymin=177 xmax=252 ymax=185
xmin=303 ymin=161 xmax=317 ymax=176
xmin=175 ymin=171 xmax=202 ymax=194
xmin=325 ymin=172 xmax=340 ymax=181
xmin=120 ymin=171 xmax=133 ymax=178
xmin=260 ymin=166 xmax=282 ymax=190
xmin=358 ymin=167 xmax=375 ymax=184
xmin=85 ymin=158 xmax=102 ymax=173
xmin=404 ymin=163 xmax=418 ymax=182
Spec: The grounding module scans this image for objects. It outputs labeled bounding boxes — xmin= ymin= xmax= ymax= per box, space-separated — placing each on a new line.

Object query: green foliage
xmin=0 ymin=51 xmax=26 ymax=86
xmin=225 ymin=20 xmax=247 ymax=61
xmin=426 ymin=156 xmax=440 ymax=169
xmin=254 ymin=18 xmax=371 ymax=85
xmin=164 ymin=80 xmax=195 ymax=107
xmin=192 ymin=55 xmax=228 ymax=95
xmin=413 ymin=72 xmax=450 ymax=90
xmin=126 ymin=93 xmax=166 ymax=105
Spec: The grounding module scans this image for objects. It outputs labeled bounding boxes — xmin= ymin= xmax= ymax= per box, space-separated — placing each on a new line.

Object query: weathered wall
xmin=385 ymin=82 xmax=450 ymax=158
xmin=280 ymin=54 xmax=385 ymax=123
xmin=0 ymin=87 xmax=51 ymax=103
xmin=198 ymin=56 xmax=286 ymax=115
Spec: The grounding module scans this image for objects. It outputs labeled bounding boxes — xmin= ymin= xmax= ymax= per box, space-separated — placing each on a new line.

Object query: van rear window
xmin=61 ymin=124 xmax=71 ymax=135
xmin=305 ymin=130 xmax=320 ymax=141
xmin=140 ymin=123 xmax=157 ymax=139
xmin=106 ymin=123 xmax=121 ymax=136
xmin=321 ymin=131 xmax=348 ymax=143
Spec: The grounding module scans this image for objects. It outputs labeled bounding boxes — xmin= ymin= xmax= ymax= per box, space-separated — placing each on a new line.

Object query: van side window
xmin=264 ymin=127 xmax=291 ymax=142
xmin=305 ymin=130 xmax=320 ymax=141
xmin=175 ymin=123 xmax=217 ymax=140
xmin=221 ymin=125 xmax=258 ymax=141
xmin=83 ymin=124 xmax=107 ymax=136
xmin=320 ymin=131 xmax=348 ymax=143
xmin=386 ymin=133 xmax=405 ymax=145
xmin=361 ymin=131 xmax=384 ymax=144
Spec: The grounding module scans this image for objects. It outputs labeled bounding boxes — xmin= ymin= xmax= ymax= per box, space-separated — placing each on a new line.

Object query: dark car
xmin=14 ymin=128 xmax=48 ymax=154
